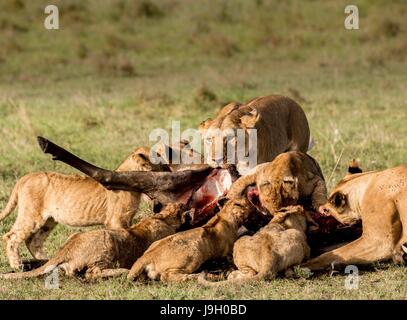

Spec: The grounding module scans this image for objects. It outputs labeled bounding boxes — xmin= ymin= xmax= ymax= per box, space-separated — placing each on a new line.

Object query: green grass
xmin=0 ymin=0 xmax=406 ymax=299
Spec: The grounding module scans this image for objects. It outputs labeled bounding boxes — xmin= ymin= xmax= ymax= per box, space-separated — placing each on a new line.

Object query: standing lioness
xmin=199 ymin=95 xmax=310 ymax=175
xmin=1 ymin=147 xmax=166 ymax=269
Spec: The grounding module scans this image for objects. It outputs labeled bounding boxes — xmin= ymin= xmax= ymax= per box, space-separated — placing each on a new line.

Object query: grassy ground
xmin=0 ymin=0 xmax=406 ymax=299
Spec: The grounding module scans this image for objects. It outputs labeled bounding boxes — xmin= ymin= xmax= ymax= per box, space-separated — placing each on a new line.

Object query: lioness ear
xmin=283 ymin=176 xmax=298 ymax=186
xmin=240 ymin=108 xmax=259 ymax=129
xmin=348 ymin=159 xmax=362 ymax=174
xmin=199 ymin=118 xmax=212 ymax=133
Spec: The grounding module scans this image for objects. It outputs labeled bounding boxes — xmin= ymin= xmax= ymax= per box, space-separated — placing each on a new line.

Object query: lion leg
xmin=3 ymin=231 xmax=22 ymax=270
xmin=392 ymin=224 xmax=407 ymax=264
xmin=106 ymin=194 xmax=140 ymax=229
xmin=26 ymin=218 xmax=57 ymax=260
xmin=392 ymin=199 xmax=407 ymax=263
xmin=392 ymin=234 xmax=407 ymax=264
xmin=227 ymin=173 xmax=256 ymax=199
xmin=3 ymin=218 xmax=45 ymax=269
xmin=392 ymin=241 xmax=407 ymax=264
xmin=302 ymin=236 xmax=394 ymax=271
xmin=160 ymin=270 xmax=201 ymax=283
xmin=304 ymin=197 xmax=402 ymax=270
xmin=270 ymin=205 xmax=303 ymax=223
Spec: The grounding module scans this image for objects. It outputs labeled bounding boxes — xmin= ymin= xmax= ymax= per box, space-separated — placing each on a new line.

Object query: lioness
xmin=1 ymin=147 xmax=167 ymax=269
xmin=0 ymin=203 xmax=188 ymax=280
xmin=127 ymin=196 xmax=256 ymax=282
xmin=227 ymin=151 xmax=327 ymax=214
xmin=199 ymin=95 xmax=310 ymax=175
xmin=199 ymin=205 xmax=311 ymax=285
xmin=302 ymin=164 xmax=407 ymax=270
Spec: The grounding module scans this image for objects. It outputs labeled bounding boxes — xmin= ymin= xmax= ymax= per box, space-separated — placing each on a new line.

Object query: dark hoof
xmin=37 ymin=136 xmax=50 ymax=152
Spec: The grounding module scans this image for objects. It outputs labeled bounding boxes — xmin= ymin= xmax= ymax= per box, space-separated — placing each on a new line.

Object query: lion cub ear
xmin=216 ymin=102 xmax=241 ymax=117
xmin=283 ymin=176 xmax=298 ymax=188
xmin=347 ymin=159 xmax=362 ymax=174
xmin=199 ymin=118 xmax=212 ymax=133
xmin=240 ymin=108 xmax=260 ymax=129
xmin=281 ymin=176 xmax=299 ymax=199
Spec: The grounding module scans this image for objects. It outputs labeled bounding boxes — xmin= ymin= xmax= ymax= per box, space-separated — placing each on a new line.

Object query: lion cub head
xmin=256 ymin=164 xmax=300 ymax=214
xmin=319 ymin=160 xmax=363 ymax=225
xmin=116 ymin=147 xmax=170 ymax=172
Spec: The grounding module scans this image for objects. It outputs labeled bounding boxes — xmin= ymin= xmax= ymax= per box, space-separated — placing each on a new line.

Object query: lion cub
xmin=0 ymin=203 xmax=188 ymax=280
xmin=228 ymin=151 xmax=327 ymax=213
xmin=199 ymin=206 xmax=311 ymax=285
xmin=127 ymin=196 xmax=256 ymax=282
xmin=1 ymin=147 xmax=165 ymax=269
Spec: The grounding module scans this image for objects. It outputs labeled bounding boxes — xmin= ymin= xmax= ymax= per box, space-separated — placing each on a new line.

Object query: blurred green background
xmin=0 ymin=0 xmax=406 ymax=299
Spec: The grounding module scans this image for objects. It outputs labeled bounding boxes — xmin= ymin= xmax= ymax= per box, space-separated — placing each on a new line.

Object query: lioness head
xmin=318 ymin=160 xmax=363 ymax=225
xmin=199 ymin=102 xmax=259 ymax=175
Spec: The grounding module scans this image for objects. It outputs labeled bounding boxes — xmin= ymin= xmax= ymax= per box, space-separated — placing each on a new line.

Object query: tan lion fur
xmin=199 ymin=205 xmax=310 ymax=285
xmin=303 ymin=164 xmax=407 ymax=270
xmin=199 ymin=95 xmax=310 ymax=175
xmin=227 ymin=151 xmax=327 ymax=214
xmin=127 ymin=197 xmax=256 ymax=282
xmin=0 ymin=203 xmax=188 ymax=280
xmin=0 ymin=147 xmax=166 ymax=269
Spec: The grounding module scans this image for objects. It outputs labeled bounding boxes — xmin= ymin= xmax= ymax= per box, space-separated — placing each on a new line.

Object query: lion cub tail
xmin=0 ymin=179 xmax=21 ymax=222
xmin=0 ymin=262 xmax=59 ymax=280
